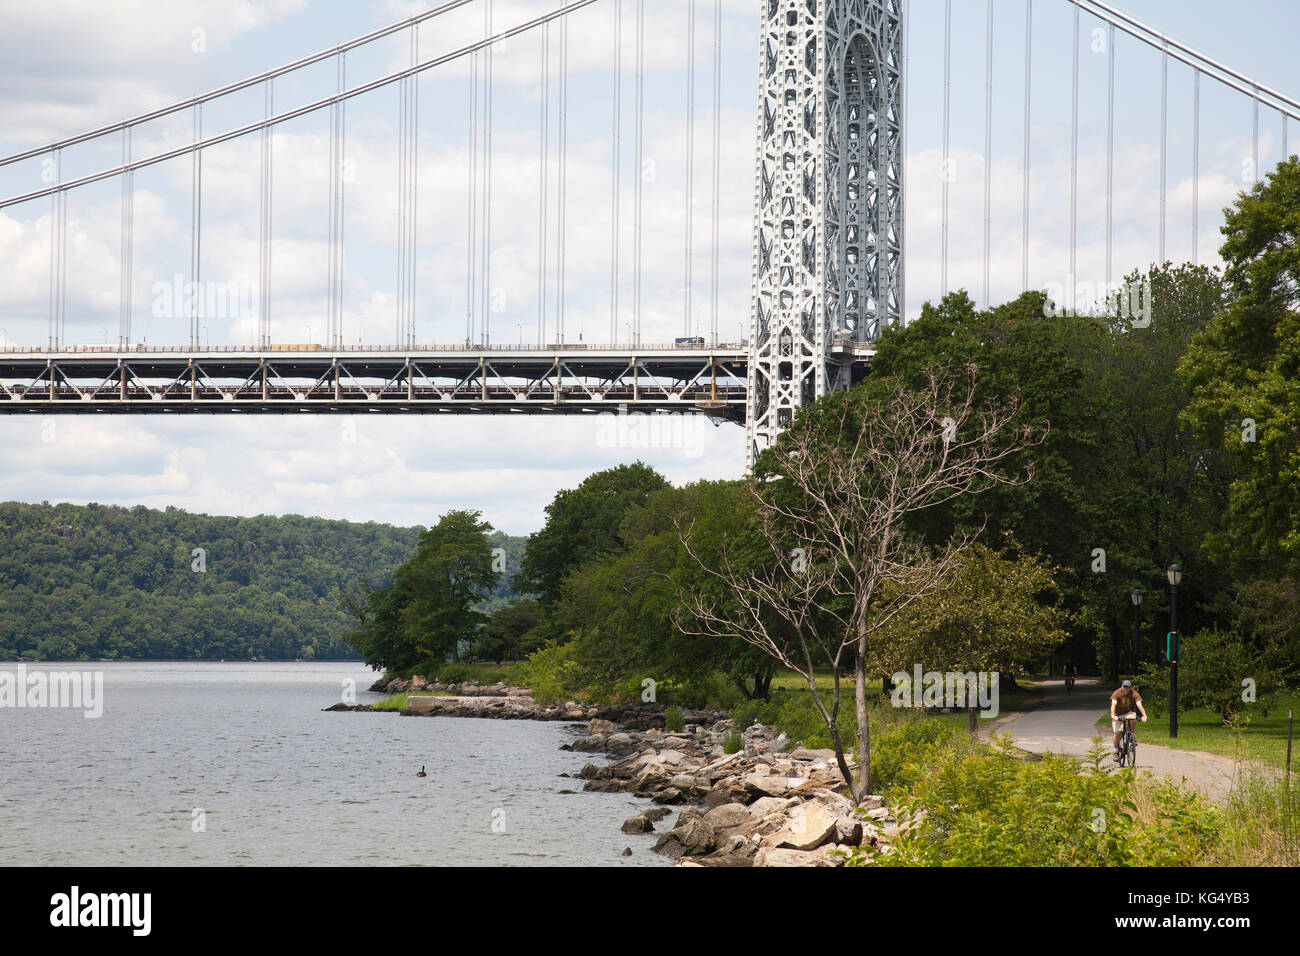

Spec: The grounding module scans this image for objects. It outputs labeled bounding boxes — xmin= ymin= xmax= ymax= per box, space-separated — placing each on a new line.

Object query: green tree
xmin=395 ymin=510 xmax=498 ymax=665
xmin=869 ymin=542 xmax=1070 ymax=734
xmin=518 ymin=462 xmax=669 ymax=606
xmin=1180 ymin=156 xmax=1300 ymax=576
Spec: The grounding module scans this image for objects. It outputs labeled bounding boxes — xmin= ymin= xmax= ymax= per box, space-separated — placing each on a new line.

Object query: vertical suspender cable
xmin=557 ymin=16 xmax=568 ymax=345
xmin=1193 ymin=69 xmax=1200 ymax=266
xmin=1106 ymin=23 xmax=1114 ymax=292
xmin=1159 ymin=40 xmax=1167 ymax=264
xmin=260 ymin=80 xmax=274 ymax=348
xmin=409 ymin=26 xmax=419 ymax=348
xmin=710 ymin=0 xmax=722 ymax=347
xmin=397 ymin=71 xmax=407 ymax=346
xmin=48 ymin=151 xmax=57 ymax=350
xmin=1252 ymin=85 xmax=1259 ymax=184
xmin=538 ymin=23 xmax=550 ymax=346
xmin=191 ymin=103 xmax=203 ymax=350
xmin=120 ymin=127 xmax=133 ymax=347
xmin=684 ymin=0 xmax=696 ymax=338
xmin=482 ymin=0 xmax=495 ymax=346
xmin=1022 ymin=0 xmax=1031 ymax=294
xmin=982 ymin=0 xmax=993 ymax=309
xmin=468 ymin=47 xmax=478 ymax=345
xmin=610 ymin=0 xmax=623 ymax=344
xmin=338 ymin=52 xmax=348 ymax=349
xmin=1070 ymin=5 xmax=1078 ymax=309
xmin=633 ymin=0 xmax=645 ymax=347
xmin=329 ymin=49 xmax=341 ymax=349
xmin=941 ymin=0 xmax=950 ymax=297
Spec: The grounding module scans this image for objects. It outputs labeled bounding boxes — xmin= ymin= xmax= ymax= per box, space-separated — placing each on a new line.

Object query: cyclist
xmin=1062 ymin=658 xmax=1078 ymax=693
xmin=1109 ymin=679 xmax=1148 ymax=761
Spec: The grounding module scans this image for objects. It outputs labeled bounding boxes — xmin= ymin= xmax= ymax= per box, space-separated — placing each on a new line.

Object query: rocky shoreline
xmin=328 ymin=676 xmax=909 ymax=867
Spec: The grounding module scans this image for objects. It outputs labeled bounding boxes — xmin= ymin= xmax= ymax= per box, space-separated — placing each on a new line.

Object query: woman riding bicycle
xmin=1109 ymin=679 xmax=1148 ymax=761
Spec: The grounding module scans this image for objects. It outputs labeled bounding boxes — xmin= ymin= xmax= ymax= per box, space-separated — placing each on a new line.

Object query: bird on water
xmin=417 ymin=766 xmax=427 ymax=777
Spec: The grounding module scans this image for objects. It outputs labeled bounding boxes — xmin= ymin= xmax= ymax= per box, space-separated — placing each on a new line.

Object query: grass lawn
xmin=371 ymin=692 xmax=452 ymax=711
xmin=1092 ymin=690 xmax=1299 ymax=766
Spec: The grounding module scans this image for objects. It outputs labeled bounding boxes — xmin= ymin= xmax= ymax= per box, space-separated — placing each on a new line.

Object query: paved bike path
xmin=982 ymin=678 xmax=1240 ymax=802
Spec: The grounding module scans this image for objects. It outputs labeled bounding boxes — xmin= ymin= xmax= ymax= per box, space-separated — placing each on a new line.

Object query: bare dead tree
xmin=678 ymin=364 xmax=1043 ymax=804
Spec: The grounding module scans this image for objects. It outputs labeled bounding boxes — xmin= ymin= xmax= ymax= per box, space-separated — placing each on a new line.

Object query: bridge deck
xmin=0 ymin=346 xmax=752 ymax=418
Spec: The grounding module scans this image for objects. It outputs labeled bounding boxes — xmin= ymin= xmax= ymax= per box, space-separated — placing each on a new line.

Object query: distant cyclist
xmin=1062 ymin=658 xmax=1078 ymax=693
xmin=1109 ymin=679 xmax=1148 ymax=761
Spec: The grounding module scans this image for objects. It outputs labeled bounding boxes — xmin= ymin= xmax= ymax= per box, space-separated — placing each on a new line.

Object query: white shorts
xmin=1111 ymin=712 xmax=1137 ymax=733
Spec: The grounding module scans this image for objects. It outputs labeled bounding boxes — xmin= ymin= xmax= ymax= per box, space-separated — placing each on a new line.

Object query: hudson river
xmin=0 ymin=662 xmax=672 ymax=866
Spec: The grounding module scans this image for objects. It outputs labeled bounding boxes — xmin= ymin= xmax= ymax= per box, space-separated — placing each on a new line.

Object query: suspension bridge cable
xmin=941 ymin=0 xmax=950 ymax=297
xmin=1022 ymin=0 xmax=1031 ymax=294
xmin=1069 ymin=0 xmax=1300 ymax=118
xmin=0 ymin=0 xmax=608 ymax=210
xmin=684 ymin=0 xmax=696 ymax=339
xmin=0 ymin=0 xmax=483 ymax=168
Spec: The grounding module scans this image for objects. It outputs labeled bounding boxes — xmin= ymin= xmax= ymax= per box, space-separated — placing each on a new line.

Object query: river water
xmin=0 ymin=662 xmax=673 ymax=866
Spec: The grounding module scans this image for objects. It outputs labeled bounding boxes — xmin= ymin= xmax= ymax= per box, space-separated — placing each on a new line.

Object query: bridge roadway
xmin=0 ymin=343 xmax=754 ymax=420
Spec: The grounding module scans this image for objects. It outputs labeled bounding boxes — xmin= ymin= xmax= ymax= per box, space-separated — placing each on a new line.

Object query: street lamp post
xmin=1130 ymin=588 xmax=1144 ymax=677
xmin=1167 ymin=564 xmax=1182 ymax=739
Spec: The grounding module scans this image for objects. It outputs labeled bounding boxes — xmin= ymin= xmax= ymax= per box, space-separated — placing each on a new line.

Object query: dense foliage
xmin=340 ymin=509 xmax=502 ymax=673
xmin=0 ymin=500 xmax=422 ymax=661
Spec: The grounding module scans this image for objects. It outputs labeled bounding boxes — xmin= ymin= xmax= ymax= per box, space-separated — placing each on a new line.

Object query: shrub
xmin=1138 ymin=629 xmax=1291 ymax=723
xmin=664 ymin=705 xmax=685 ymax=733
xmin=522 ymin=642 xmax=585 ymax=705
xmin=722 ymin=730 xmax=744 ymax=754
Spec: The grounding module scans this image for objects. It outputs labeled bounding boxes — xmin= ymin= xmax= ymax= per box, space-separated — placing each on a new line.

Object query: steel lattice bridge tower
xmin=747 ymin=0 xmax=902 ymax=460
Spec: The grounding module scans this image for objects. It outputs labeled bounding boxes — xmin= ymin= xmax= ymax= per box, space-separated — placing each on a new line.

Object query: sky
xmin=0 ymin=0 xmax=1297 ymax=536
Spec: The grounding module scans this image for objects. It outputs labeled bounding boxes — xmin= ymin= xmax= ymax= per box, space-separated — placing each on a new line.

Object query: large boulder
xmin=652 ymin=817 xmax=717 ymax=858
xmin=588 ymin=718 xmax=616 ymax=735
xmin=742 ymin=773 xmax=794 ymax=798
xmin=703 ymin=803 xmax=755 ymax=830
xmin=768 ymin=802 xmax=838 ymax=852
xmin=621 ymin=814 xmax=656 ymax=834
xmin=754 ymin=845 xmax=843 ymax=867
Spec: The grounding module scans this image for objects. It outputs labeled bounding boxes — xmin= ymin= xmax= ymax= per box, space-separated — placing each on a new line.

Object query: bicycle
xmin=1064 ymin=674 xmax=1076 ymax=695
xmin=1116 ymin=714 xmax=1138 ymax=767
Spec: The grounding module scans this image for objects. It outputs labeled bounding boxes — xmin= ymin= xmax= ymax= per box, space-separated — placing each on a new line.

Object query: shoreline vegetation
xmin=330 ymin=671 xmax=1296 ymax=867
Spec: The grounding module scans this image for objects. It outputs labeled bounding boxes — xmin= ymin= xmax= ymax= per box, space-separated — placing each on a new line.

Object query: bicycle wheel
xmin=1129 ymin=737 xmax=1137 ymax=768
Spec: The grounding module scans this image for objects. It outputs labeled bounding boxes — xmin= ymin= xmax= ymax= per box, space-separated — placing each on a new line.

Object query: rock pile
xmin=574 ymin=716 xmax=907 ymax=867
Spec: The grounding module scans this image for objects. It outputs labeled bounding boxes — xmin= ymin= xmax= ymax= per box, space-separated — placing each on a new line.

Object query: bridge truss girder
xmin=0 ymin=349 xmax=748 ymax=420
